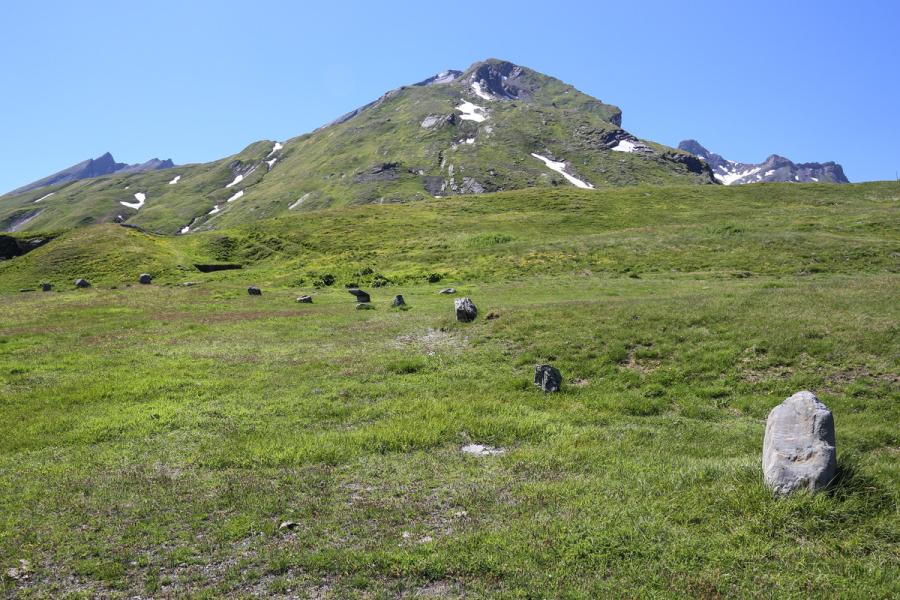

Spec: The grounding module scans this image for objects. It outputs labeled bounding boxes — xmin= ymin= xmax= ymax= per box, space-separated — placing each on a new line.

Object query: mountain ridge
xmin=9 ymin=152 xmax=175 ymax=196
xmin=678 ymin=139 xmax=848 ymax=185
xmin=3 ymin=58 xmax=716 ymax=235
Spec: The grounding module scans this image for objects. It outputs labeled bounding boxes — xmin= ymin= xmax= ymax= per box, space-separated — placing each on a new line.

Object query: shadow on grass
xmin=828 ymin=453 xmax=894 ymax=510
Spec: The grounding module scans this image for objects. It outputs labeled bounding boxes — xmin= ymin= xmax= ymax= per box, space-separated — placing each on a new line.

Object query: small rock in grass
xmin=534 ymin=364 xmax=562 ymax=392
xmin=74 ymin=278 xmax=90 ymax=288
xmin=392 ymin=294 xmax=406 ymax=307
xmin=279 ymin=521 xmax=299 ymax=531
xmin=182 ymin=281 xmax=197 ymax=287
xmin=247 ymin=286 xmax=262 ymax=296
xmin=138 ymin=273 xmax=152 ymax=284
xmin=439 ymin=288 xmax=456 ymax=294
xmin=461 ymin=443 xmax=505 ymax=456
xmin=763 ymin=391 xmax=837 ymax=496
xmin=349 ymin=288 xmax=371 ymax=303
xmin=454 ymin=297 xmax=477 ymax=322
xmin=356 ymin=302 xmax=375 ymax=310
xmin=40 ymin=282 xmax=52 ymax=292
xmin=296 ymin=295 xmax=313 ymax=303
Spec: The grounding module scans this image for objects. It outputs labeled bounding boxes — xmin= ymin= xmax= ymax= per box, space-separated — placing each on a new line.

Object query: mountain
xmin=9 ymin=152 xmax=175 ymax=195
xmin=678 ymin=139 xmax=849 ymax=185
xmin=0 ymin=59 xmax=715 ymax=235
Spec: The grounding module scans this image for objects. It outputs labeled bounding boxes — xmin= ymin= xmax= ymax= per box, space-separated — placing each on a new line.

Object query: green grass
xmin=0 ymin=183 xmax=898 ymax=597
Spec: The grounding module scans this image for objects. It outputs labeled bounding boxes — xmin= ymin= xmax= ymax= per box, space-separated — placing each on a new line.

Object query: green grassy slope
xmin=0 ymin=182 xmax=898 ymax=597
xmin=0 ymin=60 xmax=713 ymax=236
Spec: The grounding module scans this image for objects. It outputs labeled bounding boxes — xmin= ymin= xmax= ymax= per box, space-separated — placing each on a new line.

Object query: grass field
xmin=1 ymin=183 xmax=898 ymax=598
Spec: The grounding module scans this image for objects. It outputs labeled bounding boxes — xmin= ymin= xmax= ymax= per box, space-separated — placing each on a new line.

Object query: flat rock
xmin=763 ymin=391 xmax=837 ymax=495
xmin=247 ymin=286 xmax=262 ymax=296
xmin=455 ymin=297 xmax=477 ymax=322
xmin=296 ymin=295 xmax=313 ymax=303
xmin=534 ymin=364 xmax=562 ymax=392
xmin=461 ymin=443 xmax=506 ymax=456
xmin=439 ymin=288 xmax=456 ymax=294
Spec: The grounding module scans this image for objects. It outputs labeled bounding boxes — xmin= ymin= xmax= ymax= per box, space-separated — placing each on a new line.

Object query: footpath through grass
xmin=0 ymin=183 xmax=898 ymax=597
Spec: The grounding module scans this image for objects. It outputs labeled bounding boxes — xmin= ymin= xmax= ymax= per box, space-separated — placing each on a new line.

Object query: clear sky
xmin=2 ymin=0 xmax=898 ymax=193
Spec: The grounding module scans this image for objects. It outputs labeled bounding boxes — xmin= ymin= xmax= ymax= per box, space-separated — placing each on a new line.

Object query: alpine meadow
xmin=1 ymin=12 xmax=898 ymax=599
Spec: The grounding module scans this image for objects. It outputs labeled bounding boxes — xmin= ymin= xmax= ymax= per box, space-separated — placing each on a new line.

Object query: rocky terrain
xmin=678 ymin=139 xmax=849 ymax=185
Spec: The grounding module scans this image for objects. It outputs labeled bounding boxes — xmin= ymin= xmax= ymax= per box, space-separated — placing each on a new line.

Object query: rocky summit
xmin=678 ymin=139 xmax=849 ymax=185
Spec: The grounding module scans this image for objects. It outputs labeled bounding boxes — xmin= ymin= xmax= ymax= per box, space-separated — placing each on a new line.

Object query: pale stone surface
xmin=763 ymin=391 xmax=837 ymax=495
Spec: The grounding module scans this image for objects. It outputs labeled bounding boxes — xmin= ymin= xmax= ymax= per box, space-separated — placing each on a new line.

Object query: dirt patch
xmin=622 ymin=344 xmax=659 ymax=374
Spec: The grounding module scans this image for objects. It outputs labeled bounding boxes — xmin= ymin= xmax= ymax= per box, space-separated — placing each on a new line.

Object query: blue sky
xmin=2 ymin=0 xmax=898 ymax=193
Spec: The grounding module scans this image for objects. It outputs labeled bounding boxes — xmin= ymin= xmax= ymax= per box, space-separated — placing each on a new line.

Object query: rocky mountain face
xmin=678 ymin=139 xmax=848 ymax=185
xmin=9 ymin=153 xmax=175 ymax=195
xmin=1 ymin=59 xmax=715 ymax=235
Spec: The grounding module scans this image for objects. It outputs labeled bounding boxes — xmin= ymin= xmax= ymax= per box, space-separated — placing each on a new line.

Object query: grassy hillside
xmin=0 ymin=60 xmax=713 ymax=236
xmin=1 ymin=182 xmax=898 ymax=597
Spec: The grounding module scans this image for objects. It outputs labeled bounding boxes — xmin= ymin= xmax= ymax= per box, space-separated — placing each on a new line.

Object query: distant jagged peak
xmin=678 ymin=139 xmax=849 ymax=185
xmin=414 ymin=69 xmax=463 ymax=87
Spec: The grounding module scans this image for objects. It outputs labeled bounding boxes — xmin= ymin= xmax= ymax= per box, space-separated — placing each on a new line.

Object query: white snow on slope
xmin=180 ymin=226 xmax=190 ymax=234
xmin=266 ymin=158 xmax=278 ymax=169
xmin=530 ymin=153 xmax=594 ymax=189
xmin=267 ymin=142 xmax=283 ymax=157
xmin=811 ymin=177 xmax=819 ymax=182
xmin=120 ymin=192 xmax=146 ymax=210
xmin=764 ymin=170 xmax=776 ymax=177
xmin=611 ymin=140 xmax=637 ymax=153
xmin=208 ymin=204 xmax=221 ymax=215
xmin=714 ymin=166 xmax=762 ymax=185
xmin=169 ymin=175 xmax=181 ymax=185
xmin=456 ymin=101 xmax=487 ymax=122
xmin=227 ymin=190 xmax=244 ymax=203
xmin=289 ymin=192 xmax=311 ymax=210
xmin=465 ymin=138 xmax=476 ymax=145
xmin=471 ymin=81 xmax=493 ymax=101
xmin=225 ymin=174 xmax=243 ymax=188
xmin=34 ymin=192 xmax=55 ymax=203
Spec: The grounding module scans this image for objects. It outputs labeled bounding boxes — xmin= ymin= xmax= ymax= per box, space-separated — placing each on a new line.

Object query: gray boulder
xmin=74 ymin=278 xmax=90 ymax=288
xmin=534 ymin=365 xmax=562 ymax=392
xmin=138 ymin=273 xmax=152 ymax=284
xmin=763 ymin=391 xmax=837 ymax=495
xmin=248 ymin=286 xmax=262 ymax=296
xmin=439 ymin=288 xmax=456 ymax=294
xmin=455 ymin=297 xmax=477 ymax=322
xmin=40 ymin=282 xmax=52 ymax=292
xmin=348 ymin=289 xmax=371 ymax=303
xmin=392 ymin=294 xmax=406 ymax=307
xmin=296 ymin=295 xmax=313 ymax=303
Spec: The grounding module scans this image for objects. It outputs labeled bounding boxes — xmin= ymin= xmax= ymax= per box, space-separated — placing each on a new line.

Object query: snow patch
xmin=225 ymin=174 xmax=243 ymax=188
xmin=266 ymin=158 xmax=277 ymax=169
xmin=226 ymin=190 xmax=244 ymax=203
xmin=471 ymin=81 xmax=493 ymax=101
xmin=456 ymin=101 xmax=487 ymax=123
xmin=811 ymin=177 xmax=819 ymax=182
xmin=289 ymin=192 xmax=311 ymax=210
xmin=764 ymin=170 xmax=776 ymax=177
xmin=168 ymin=175 xmax=181 ymax=185
xmin=465 ymin=138 xmax=476 ymax=145
xmin=530 ymin=153 xmax=594 ymax=189
xmin=34 ymin=192 xmax=55 ymax=203
xmin=267 ymin=142 xmax=284 ymax=157
xmin=208 ymin=204 xmax=221 ymax=215
xmin=120 ymin=192 xmax=146 ymax=210
xmin=714 ymin=166 xmax=762 ymax=186
xmin=611 ymin=140 xmax=637 ymax=153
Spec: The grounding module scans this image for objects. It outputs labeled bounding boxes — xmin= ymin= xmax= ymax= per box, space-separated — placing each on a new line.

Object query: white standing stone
xmin=763 ymin=391 xmax=837 ymax=495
